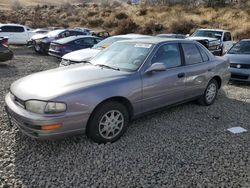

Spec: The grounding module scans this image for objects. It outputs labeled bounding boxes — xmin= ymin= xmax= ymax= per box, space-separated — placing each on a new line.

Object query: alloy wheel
xmin=98 ymin=110 xmax=124 ymax=139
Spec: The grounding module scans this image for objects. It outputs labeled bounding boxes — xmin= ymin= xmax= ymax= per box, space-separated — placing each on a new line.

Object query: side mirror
xmin=145 ymin=63 xmax=166 ymax=74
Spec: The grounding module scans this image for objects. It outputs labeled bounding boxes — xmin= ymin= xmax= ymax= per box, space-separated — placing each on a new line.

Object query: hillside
xmin=0 ymin=2 xmax=249 ymax=39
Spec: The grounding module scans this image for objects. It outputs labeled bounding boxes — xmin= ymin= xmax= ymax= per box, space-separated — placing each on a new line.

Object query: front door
xmin=141 ymin=43 xmax=186 ymax=113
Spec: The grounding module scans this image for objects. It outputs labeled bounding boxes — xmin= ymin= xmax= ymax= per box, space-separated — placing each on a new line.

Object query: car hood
xmin=11 ymin=65 xmax=130 ymax=101
xmin=188 ymin=36 xmax=219 ymax=42
xmin=224 ymin=54 xmax=250 ymax=64
xmin=62 ymin=48 xmax=101 ymax=62
xmin=31 ymin=33 xmax=47 ymax=40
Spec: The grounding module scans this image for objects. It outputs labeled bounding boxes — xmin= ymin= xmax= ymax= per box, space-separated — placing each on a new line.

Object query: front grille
xmin=230 ymin=63 xmax=250 ymax=69
xmin=231 ymin=73 xmax=249 ymax=80
xmin=196 ymin=40 xmax=209 ymax=48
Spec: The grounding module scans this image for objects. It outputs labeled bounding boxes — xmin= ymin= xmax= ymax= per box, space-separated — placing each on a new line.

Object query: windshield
xmin=192 ymin=30 xmax=223 ymax=40
xmin=228 ymin=41 xmax=250 ymax=54
xmin=92 ymin=37 xmax=127 ymax=49
xmin=46 ymin=29 xmax=64 ymax=37
xmin=91 ymin=42 xmax=154 ymax=71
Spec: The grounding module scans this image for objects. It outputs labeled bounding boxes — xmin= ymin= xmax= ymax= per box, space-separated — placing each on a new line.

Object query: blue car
xmin=48 ymin=36 xmax=102 ymax=58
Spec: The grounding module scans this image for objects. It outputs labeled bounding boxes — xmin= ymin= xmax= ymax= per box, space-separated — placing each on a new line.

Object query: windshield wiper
xmin=96 ymin=64 xmax=120 ymax=71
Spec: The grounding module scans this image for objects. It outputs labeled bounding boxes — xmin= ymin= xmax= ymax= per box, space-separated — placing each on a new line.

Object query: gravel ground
xmin=0 ymin=47 xmax=249 ymax=188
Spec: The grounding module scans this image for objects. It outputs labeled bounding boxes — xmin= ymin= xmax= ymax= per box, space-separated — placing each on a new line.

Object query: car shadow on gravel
xmin=8 ymin=89 xmax=250 ymax=187
xmin=0 ymin=63 xmax=17 ymax=78
xmin=229 ymin=80 xmax=250 ymax=88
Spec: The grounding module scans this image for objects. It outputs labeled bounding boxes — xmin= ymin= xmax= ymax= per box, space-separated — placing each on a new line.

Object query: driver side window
xmin=151 ymin=43 xmax=181 ymax=69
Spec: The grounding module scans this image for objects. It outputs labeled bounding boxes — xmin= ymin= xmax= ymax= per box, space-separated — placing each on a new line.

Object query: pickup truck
xmin=0 ymin=24 xmax=34 ymax=45
xmin=188 ymin=29 xmax=234 ymax=56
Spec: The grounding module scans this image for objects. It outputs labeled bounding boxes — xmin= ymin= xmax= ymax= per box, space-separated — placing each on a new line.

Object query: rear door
xmin=12 ymin=26 xmax=27 ymax=44
xmin=141 ymin=43 xmax=186 ymax=112
xmin=75 ymin=38 xmax=96 ymax=50
xmin=181 ymin=42 xmax=212 ymax=99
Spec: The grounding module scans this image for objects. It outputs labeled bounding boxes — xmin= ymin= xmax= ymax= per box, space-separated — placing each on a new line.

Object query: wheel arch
xmin=212 ymin=75 xmax=222 ymax=89
xmin=86 ymin=96 xmax=134 ymax=133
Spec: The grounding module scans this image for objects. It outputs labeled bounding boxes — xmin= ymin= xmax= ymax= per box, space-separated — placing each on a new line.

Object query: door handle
xmin=177 ymin=72 xmax=185 ymax=78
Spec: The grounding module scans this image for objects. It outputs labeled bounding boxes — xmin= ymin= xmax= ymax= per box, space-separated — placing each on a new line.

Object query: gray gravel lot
xmin=0 ymin=47 xmax=249 ymax=188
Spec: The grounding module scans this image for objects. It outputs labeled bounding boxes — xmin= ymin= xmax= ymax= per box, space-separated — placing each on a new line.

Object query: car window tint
xmin=198 ymin=46 xmax=209 ymax=62
xmin=95 ymin=38 xmax=102 ymax=44
xmin=223 ymin=32 xmax=231 ymax=41
xmin=1 ymin=26 xmax=24 ymax=32
xmin=151 ymin=44 xmax=181 ymax=68
xmin=83 ymin=38 xmax=95 ymax=45
xmin=182 ymin=43 xmax=203 ymax=65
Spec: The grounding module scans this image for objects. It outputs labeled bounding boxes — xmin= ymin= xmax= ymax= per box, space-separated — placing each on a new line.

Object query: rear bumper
xmin=229 ymin=68 xmax=250 ymax=82
xmin=48 ymin=50 xmax=63 ymax=58
xmin=5 ymin=92 xmax=90 ymax=139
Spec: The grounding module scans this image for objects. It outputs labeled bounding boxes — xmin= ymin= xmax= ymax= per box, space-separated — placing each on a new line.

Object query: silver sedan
xmin=5 ymin=38 xmax=230 ymax=143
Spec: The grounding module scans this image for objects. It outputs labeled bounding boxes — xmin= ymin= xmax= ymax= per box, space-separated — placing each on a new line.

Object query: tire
xmin=198 ymin=79 xmax=219 ymax=106
xmin=86 ymin=101 xmax=129 ymax=143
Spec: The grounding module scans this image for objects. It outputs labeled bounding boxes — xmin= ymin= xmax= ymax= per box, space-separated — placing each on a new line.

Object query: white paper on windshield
xmin=135 ymin=44 xmax=152 ymax=48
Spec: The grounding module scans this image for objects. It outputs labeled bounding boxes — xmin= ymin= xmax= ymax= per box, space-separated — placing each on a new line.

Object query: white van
xmin=0 ymin=24 xmax=33 ymax=44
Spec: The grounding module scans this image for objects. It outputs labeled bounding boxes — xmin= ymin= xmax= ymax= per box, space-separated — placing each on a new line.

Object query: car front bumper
xmin=5 ymin=92 xmax=90 ymax=139
xmin=229 ymin=68 xmax=250 ymax=82
xmin=210 ymin=49 xmax=222 ymax=56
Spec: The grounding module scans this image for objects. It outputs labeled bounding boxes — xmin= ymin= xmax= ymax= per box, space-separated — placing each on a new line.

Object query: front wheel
xmin=86 ymin=101 xmax=129 ymax=143
xmin=198 ymin=79 xmax=218 ymax=106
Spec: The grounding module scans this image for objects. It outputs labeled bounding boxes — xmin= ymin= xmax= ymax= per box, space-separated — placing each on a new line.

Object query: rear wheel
xmin=87 ymin=101 xmax=129 ymax=143
xmin=198 ymin=79 xmax=218 ymax=106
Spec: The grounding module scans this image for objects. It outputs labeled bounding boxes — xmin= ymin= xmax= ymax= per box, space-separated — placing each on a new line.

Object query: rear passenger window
xmin=198 ymin=46 xmax=209 ymax=62
xmin=182 ymin=43 xmax=203 ymax=65
xmin=151 ymin=44 xmax=181 ymax=68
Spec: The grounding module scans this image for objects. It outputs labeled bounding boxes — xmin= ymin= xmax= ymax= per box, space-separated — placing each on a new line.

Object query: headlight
xmin=44 ymin=102 xmax=67 ymax=114
xmin=25 ymin=100 xmax=66 ymax=114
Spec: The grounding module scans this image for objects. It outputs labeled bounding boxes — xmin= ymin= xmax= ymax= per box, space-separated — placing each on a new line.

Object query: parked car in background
xmin=157 ymin=34 xmax=186 ymax=39
xmin=31 ymin=28 xmax=49 ymax=35
xmin=60 ymin=34 xmax=151 ymax=66
xmin=5 ymin=38 xmax=230 ymax=143
xmin=29 ymin=29 xmax=87 ymax=54
xmin=0 ymin=37 xmax=13 ymax=62
xmin=224 ymin=39 xmax=250 ymax=82
xmin=188 ymin=29 xmax=234 ymax=56
xmin=74 ymin=27 xmax=92 ymax=35
xmin=91 ymin=30 xmax=110 ymax=39
xmin=0 ymin=24 xmax=33 ymax=44
xmin=48 ymin=36 xmax=102 ymax=58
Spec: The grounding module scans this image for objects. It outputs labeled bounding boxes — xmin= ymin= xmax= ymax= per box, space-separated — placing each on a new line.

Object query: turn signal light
xmin=41 ymin=124 xmax=62 ymax=131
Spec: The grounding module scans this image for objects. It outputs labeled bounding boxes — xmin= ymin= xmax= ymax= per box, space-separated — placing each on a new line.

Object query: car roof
xmin=110 ymin=34 xmax=151 ymax=39
xmin=240 ymin=39 xmax=250 ymax=42
xmin=0 ymin=23 xmax=26 ymax=27
xmin=197 ymin=28 xmax=229 ymax=32
xmin=53 ymin=35 xmax=99 ymax=44
xmin=118 ymin=37 xmax=187 ymax=44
